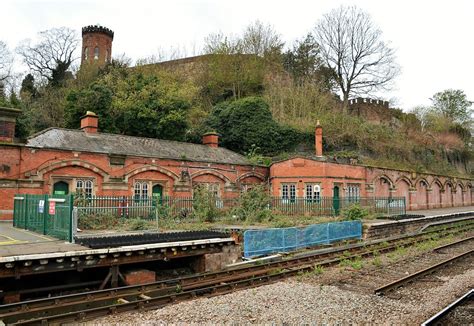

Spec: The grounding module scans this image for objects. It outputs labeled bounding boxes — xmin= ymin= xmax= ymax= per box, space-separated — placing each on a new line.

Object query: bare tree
xmin=313 ymin=6 xmax=399 ymax=109
xmin=17 ymin=27 xmax=79 ymax=86
xmin=0 ymin=41 xmax=13 ymax=82
xmin=242 ymin=21 xmax=284 ymax=57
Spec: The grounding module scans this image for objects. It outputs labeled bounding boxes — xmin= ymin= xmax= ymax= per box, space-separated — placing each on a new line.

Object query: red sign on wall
xmin=49 ymin=201 xmax=56 ymax=215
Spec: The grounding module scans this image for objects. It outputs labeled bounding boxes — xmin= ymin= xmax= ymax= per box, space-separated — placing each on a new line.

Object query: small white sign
xmin=38 ymin=200 xmax=45 ymax=213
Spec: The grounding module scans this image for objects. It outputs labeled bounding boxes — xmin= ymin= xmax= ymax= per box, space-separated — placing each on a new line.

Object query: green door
xmin=152 ymin=184 xmax=163 ymax=204
xmin=333 ymin=185 xmax=340 ymax=215
xmin=53 ymin=181 xmax=69 ymax=195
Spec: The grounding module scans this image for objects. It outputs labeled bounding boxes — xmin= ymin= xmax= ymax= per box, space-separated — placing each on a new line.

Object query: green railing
xmin=75 ymin=196 xmax=239 ymax=220
xmin=13 ymin=194 xmax=74 ymax=242
xmin=270 ymin=197 xmax=406 ymax=216
xmin=75 ymin=195 xmax=405 ymax=219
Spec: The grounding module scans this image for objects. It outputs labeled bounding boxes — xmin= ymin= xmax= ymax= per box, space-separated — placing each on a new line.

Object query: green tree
xmin=431 ymin=89 xmax=473 ymax=126
xmin=283 ymin=33 xmax=335 ymax=91
xmin=65 ymin=66 xmax=194 ymax=141
xmin=204 ymin=97 xmax=302 ymax=155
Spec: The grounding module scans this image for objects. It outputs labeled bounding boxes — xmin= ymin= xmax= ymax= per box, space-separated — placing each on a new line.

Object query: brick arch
xmin=394 ymin=177 xmax=412 ymax=209
xmin=124 ymin=165 xmax=179 ymax=182
xmin=372 ymin=175 xmax=394 ymax=197
xmin=37 ymin=159 xmax=109 ymax=180
xmin=466 ymin=182 xmax=473 ymax=205
xmin=444 ymin=180 xmax=454 ymax=207
xmin=191 ymin=170 xmax=231 ymax=185
xmin=415 ymin=178 xmax=429 ymax=210
xmin=444 ymin=179 xmax=454 ymax=190
xmin=454 ymin=182 xmax=464 ymax=206
xmin=371 ymin=174 xmax=394 ymax=188
xmin=395 ymin=175 xmax=414 ymax=189
xmin=236 ymin=172 xmax=266 ymax=183
xmin=431 ymin=178 xmax=444 ymax=190
xmin=416 ymin=177 xmax=430 ymax=188
xmin=455 ymin=181 xmax=465 ymax=192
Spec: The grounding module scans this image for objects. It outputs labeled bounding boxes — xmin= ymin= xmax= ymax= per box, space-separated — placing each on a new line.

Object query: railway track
xmin=1 ymin=221 xmax=473 ymax=325
xmin=421 ymin=289 xmax=473 ymax=325
xmin=374 ymin=248 xmax=473 ymax=296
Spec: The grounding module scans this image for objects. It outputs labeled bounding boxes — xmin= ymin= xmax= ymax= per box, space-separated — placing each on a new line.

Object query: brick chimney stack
xmin=80 ymin=111 xmax=99 ymax=133
xmin=0 ymin=107 xmax=21 ymax=143
xmin=315 ymin=120 xmax=323 ymax=157
xmin=202 ymin=132 xmax=219 ymax=148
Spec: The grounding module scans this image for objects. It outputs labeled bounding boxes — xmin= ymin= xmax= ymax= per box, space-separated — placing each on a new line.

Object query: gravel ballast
xmin=91 ymin=269 xmax=473 ymax=325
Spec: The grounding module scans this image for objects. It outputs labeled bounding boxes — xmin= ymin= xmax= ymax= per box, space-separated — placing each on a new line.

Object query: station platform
xmin=407 ymin=205 xmax=474 ymax=217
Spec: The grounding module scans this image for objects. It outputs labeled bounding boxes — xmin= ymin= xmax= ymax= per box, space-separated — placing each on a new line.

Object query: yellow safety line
xmin=0 ymin=240 xmax=28 ymax=246
xmin=0 ymin=234 xmax=17 ymax=242
xmin=10 ymin=228 xmax=54 ymax=241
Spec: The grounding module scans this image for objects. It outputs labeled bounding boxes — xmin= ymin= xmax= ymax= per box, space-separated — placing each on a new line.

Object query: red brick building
xmin=0 ymin=106 xmax=472 ymax=220
xmin=0 ymin=109 xmax=267 ymax=220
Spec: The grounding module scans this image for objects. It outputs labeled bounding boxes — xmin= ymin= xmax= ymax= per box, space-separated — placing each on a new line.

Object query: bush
xmin=231 ymin=185 xmax=271 ymax=222
xmin=127 ymin=218 xmax=148 ymax=230
xmin=78 ymin=212 xmax=121 ymax=230
xmin=202 ymin=97 xmax=303 ymax=155
xmin=192 ymin=185 xmax=219 ymax=222
xmin=342 ymin=204 xmax=369 ymax=220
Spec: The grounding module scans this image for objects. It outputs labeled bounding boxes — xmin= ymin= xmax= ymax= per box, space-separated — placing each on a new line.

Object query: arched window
xmin=105 ymin=49 xmax=109 ymax=62
xmin=94 ymin=47 xmax=99 ymax=60
xmin=84 ymin=47 xmax=89 ymax=60
xmin=134 ymin=181 xmax=149 ymax=200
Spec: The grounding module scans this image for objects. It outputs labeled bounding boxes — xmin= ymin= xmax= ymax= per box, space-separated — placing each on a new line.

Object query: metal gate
xmin=13 ymin=194 xmax=74 ymax=242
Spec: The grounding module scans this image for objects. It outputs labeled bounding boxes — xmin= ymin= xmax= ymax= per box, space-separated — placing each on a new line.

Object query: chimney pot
xmin=0 ymin=107 xmax=21 ymax=143
xmin=80 ymin=111 xmax=99 ymax=133
xmin=315 ymin=121 xmax=323 ymax=157
xmin=202 ymin=132 xmax=219 ymax=148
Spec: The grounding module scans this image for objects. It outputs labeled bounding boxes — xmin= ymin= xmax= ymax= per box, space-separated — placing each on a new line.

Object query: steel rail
xmin=1 ymin=225 xmax=473 ymax=325
xmin=374 ymin=249 xmax=473 ymax=296
xmin=433 ymin=235 xmax=474 ymax=252
xmin=421 ymin=289 xmax=473 ymax=326
xmin=1 ymin=222 xmax=470 ymax=316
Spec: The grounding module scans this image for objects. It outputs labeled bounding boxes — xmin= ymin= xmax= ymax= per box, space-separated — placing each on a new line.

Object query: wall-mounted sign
xmin=49 ymin=201 xmax=56 ymax=215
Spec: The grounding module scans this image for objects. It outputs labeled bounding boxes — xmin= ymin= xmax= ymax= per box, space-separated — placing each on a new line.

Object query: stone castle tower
xmin=81 ymin=25 xmax=114 ymax=65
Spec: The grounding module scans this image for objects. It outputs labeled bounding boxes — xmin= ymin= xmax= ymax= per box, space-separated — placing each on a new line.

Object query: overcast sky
xmin=2 ymin=0 xmax=473 ymax=110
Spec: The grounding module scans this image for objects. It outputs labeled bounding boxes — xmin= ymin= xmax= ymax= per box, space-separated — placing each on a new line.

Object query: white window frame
xmin=76 ymin=178 xmax=94 ymax=197
xmin=305 ymin=183 xmax=321 ymax=202
xmin=346 ymin=184 xmax=361 ymax=203
xmin=134 ymin=181 xmax=149 ymax=200
xmin=281 ymin=183 xmax=296 ymax=202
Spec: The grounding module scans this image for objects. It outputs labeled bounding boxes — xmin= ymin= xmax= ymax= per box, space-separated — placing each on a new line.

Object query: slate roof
xmin=26 ymin=128 xmax=251 ymax=165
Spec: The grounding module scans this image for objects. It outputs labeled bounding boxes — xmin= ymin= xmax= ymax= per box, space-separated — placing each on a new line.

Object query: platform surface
xmin=0 ymin=222 xmax=87 ymax=257
xmin=407 ymin=205 xmax=474 ymax=217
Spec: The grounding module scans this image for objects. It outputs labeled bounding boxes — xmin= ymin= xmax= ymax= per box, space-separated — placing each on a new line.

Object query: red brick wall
xmin=0 ymin=143 xmax=268 ymax=219
xmin=271 ymin=158 xmax=473 ymax=211
xmin=81 ymin=32 xmax=112 ymax=65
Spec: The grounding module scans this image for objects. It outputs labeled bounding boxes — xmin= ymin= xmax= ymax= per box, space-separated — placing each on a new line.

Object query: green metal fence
xmin=13 ymin=194 xmax=74 ymax=242
xmin=75 ymin=196 xmax=239 ymax=220
xmin=75 ymin=195 xmax=405 ymax=220
xmin=270 ymin=197 xmax=406 ymax=216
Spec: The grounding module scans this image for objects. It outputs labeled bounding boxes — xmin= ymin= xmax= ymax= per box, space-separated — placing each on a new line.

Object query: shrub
xmin=231 ymin=185 xmax=271 ymax=222
xmin=192 ymin=185 xmax=219 ymax=222
xmin=342 ymin=203 xmax=369 ymax=220
xmin=127 ymin=218 xmax=148 ymax=230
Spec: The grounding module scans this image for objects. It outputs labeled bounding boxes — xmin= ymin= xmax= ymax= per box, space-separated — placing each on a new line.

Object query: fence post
xmin=69 ymin=194 xmax=74 ymax=242
xmin=43 ymin=194 xmax=48 ymax=235
xmin=24 ymin=194 xmax=29 ymax=230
